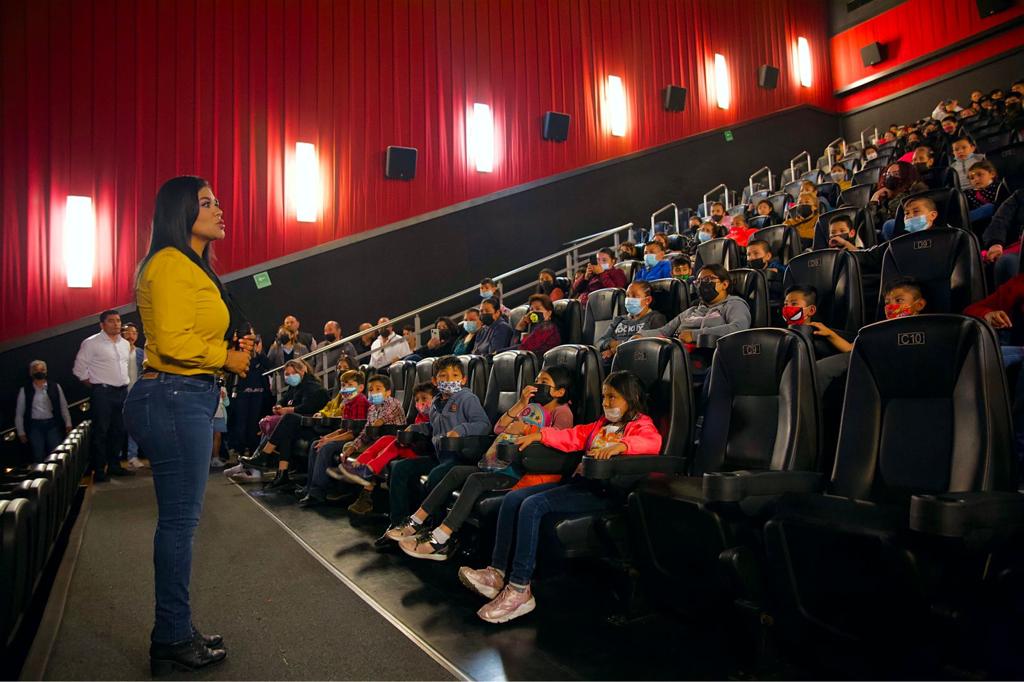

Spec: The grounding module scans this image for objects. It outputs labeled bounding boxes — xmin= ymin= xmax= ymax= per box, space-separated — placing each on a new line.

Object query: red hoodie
xmin=539 ymin=413 xmax=663 ymax=455
xmin=963 ymin=274 xmax=1024 ymax=344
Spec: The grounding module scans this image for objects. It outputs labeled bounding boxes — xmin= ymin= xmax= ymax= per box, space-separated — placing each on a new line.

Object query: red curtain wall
xmin=1 ymin=0 xmax=833 ymax=343
xmin=830 ymin=0 xmax=1024 ymax=112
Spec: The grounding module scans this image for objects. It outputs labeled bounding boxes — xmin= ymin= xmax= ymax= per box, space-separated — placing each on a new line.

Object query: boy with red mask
xmin=882 ymin=278 xmax=928 ymax=320
xmin=781 ymin=285 xmax=853 ymax=359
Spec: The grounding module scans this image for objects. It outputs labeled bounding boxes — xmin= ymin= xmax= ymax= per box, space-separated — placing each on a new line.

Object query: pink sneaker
xmin=477 ymin=584 xmax=535 ymax=623
xmin=458 ymin=566 xmax=504 ymax=599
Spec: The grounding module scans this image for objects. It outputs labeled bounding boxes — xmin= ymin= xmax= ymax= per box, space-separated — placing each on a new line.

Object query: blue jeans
xmin=306 ymin=439 xmax=344 ymax=498
xmin=496 ymin=482 xmax=614 ymax=586
xmin=969 ymin=203 xmax=996 ymax=223
xmin=123 ymin=372 xmax=218 ymax=645
xmin=1002 ymin=346 xmax=1024 ymax=466
xmin=491 ymin=483 xmax=559 ymax=572
xmin=27 ymin=418 xmax=63 ymax=463
xmin=995 ymin=253 xmax=1020 ymax=288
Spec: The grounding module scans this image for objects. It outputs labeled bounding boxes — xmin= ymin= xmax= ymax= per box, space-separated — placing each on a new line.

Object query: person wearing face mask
xmin=830 ymin=163 xmax=852 ymax=191
xmin=826 ymin=214 xmax=864 ymax=250
xmin=313 ymin=320 xmax=358 ymax=380
xmin=533 ymin=268 xmax=565 ymax=301
xmin=397 ymin=368 xmax=577 ymax=560
xmin=781 ymin=286 xmax=853 ymax=359
xmin=882 ymin=279 xmax=928 ymax=319
xmin=634 ymin=241 xmax=672 ymax=281
xmin=844 ymin=197 xmax=945 ymax=273
xmin=597 ymin=281 xmax=667 ymax=368
xmin=708 ymin=201 xmax=733 ymax=228
xmin=870 ymin=161 xmax=928 ymax=239
xmin=617 ymin=242 xmax=639 ymax=261
xmin=267 ymin=326 xmax=310 ymax=371
xmin=671 ymin=255 xmax=693 ymax=282
xmin=472 ymin=299 xmax=515 ymax=356
xmin=452 ymin=309 xmax=482 ymax=355
xmin=408 ymin=315 xmax=459 ymax=360
xmin=725 ymin=214 xmax=758 ymax=247
xmin=696 ymin=221 xmax=725 ymax=245
xmin=571 ymin=247 xmax=627 ymax=306
xmin=862 ymin=144 xmax=879 ymax=163
xmin=514 ymin=294 xmax=562 ymax=357
xmin=14 ymin=360 xmax=73 ymax=463
xmin=462 ymin=370 xmax=662 ymax=623
xmin=478 ymin=277 xmax=512 ymax=318
xmin=370 ymin=316 xmax=412 ymax=369
xmin=784 ymin=191 xmax=821 ymax=247
xmin=637 ymin=265 xmax=751 ymax=347
xmin=909 ymin=145 xmax=943 ymax=190
xmin=745 ymin=239 xmax=785 ymax=303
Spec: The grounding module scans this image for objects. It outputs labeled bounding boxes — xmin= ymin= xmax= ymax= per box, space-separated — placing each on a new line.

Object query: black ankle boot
xmin=265 ymin=470 xmax=291 ymax=490
xmin=192 ymin=626 xmax=223 ymax=648
xmin=239 ymin=446 xmax=272 ymax=469
xmin=150 ymin=636 xmax=226 ymax=675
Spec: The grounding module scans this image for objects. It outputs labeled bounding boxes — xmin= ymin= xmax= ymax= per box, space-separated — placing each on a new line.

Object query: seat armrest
xmin=439 ymin=435 xmax=496 ymax=459
xmin=582 ymin=455 xmax=688 ymax=480
xmin=702 ymin=470 xmax=823 ymax=503
xmin=364 ymin=424 xmax=401 ymax=440
xmin=396 ymin=430 xmax=429 ymax=447
xmin=910 ymin=491 xmax=1024 ymax=543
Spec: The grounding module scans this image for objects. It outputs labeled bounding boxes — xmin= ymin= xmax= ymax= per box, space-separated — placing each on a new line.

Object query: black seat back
xmin=767 ymin=192 xmax=792 ymax=218
xmin=542 ymin=345 xmax=604 ymax=423
xmin=782 ymin=180 xmax=803 ymax=199
xmin=414 ymin=357 xmax=436 ymax=387
xmin=484 ymin=351 xmax=539 ymax=423
xmin=976 ymin=130 xmax=1015 ymax=154
xmin=552 ymin=298 xmax=583 ymax=345
xmin=387 ymin=360 xmax=418 ymax=416
xmin=860 ymin=156 xmax=888 ymax=172
xmin=0 ymin=498 xmax=32 ymax=646
xmin=666 ymin=233 xmax=685 ymax=252
xmin=610 ymin=338 xmax=694 ymax=459
xmin=812 ymin=206 xmax=876 ymax=250
xmin=456 ymin=355 xmax=488 ymax=402
xmin=582 ymin=288 xmax=624 ymax=347
xmin=696 ymin=329 xmax=819 ymax=474
xmin=508 ymin=305 xmax=528 ymax=334
xmin=852 ymin=166 xmax=881 ymax=187
xmin=830 ymin=316 xmax=1015 ymax=503
xmin=647 ymin=278 xmax=690 ymax=320
xmin=879 ymin=227 xmax=985 ymax=315
xmin=816 ymin=181 xmax=840 ymax=208
xmin=838 ymin=183 xmax=873 ymax=209
xmin=890 ymin=187 xmax=970 ymax=237
xmin=555 ymin=276 xmax=572 ymax=295
xmin=616 ymin=260 xmax=642 ymax=282
xmin=988 ymin=141 xmax=1024 ymax=190
xmin=728 ymin=269 xmax=770 ymax=328
xmin=695 ymin=237 xmax=742 ymax=271
xmin=784 ymin=248 xmax=864 ymax=334
xmin=751 ymin=224 xmax=802 ymax=264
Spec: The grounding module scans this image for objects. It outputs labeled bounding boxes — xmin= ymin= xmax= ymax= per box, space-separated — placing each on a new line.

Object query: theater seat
xmin=0 ymin=479 xmax=52 ymax=584
xmin=456 ymin=354 xmax=488 ymax=402
xmin=852 ymin=166 xmax=881 ymax=187
xmin=387 ymin=360 xmax=418 ymax=417
xmin=507 ymin=305 xmax=528 ymax=337
xmin=483 ymin=350 xmax=538 ymax=422
xmin=987 ymin=141 xmax=1024 ymax=191
xmin=816 ymin=181 xmax=840 ymax=209
xmin=976 ymin=130 xmax=1016 ymax=154
xmin=628 ymin=328 xmax=821 ymax=612
xmin=695 ymin=237 xmax=743 ymax=271
xmin=552 ymin=298 xmax=583 ymax=345
xmin=414 ymin=356 xmax=436 ymax=387
xmin=729 ymin=269 xmax=771 ymax=328
xmin=616 ymin=259 xmax=642 ymax=282
xmin=812 ymin=207 xmax=876 ymax=250
xmin=555 ymin=276 xmax=572 ymax=296
xmin=541 ymin=344 xmax=604 ymax=423
xmin=784 ymin=249 xmax=864 ymax=334
xmin=762 ymin=316 xmax=1021 ymax=669
xmin=767 ymin=192 xmax=792 ymax=219
xmin=648 ymin=278 xmax=689 ymax=320
xmin=879 ymin=227 xmax=985 ymax=315
xmin=890 ymin=187 xmax=970 ymax=237
xmin=0 ymin=498 xmax=32 ymax=648
xmin=751 ymin=224 xmax=802 ymax=264
xmin=838 ymin=183 xmax=873 ymax=210
xmin=582 ymin=288 xmax=624 ymax=347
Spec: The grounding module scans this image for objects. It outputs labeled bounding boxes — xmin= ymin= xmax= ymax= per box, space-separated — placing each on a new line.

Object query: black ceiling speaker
xmin=542 ymin=112 xmax=570 ymax=142
xmin=662 ymin=85 xmax=687 ymax=112
xmin=384 ymin=146 xmax=417 ymax=180
xmin=758 ymin=65 xmax=779 ymax=89
xmin=861 ymin=41 xmax=885 ymax=67
xmin=976 ymin=0 xmax=1012 ymax=17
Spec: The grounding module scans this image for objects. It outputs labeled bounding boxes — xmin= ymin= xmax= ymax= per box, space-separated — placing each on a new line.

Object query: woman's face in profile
xmin=193 ymin=186 xmax=226 ymax=243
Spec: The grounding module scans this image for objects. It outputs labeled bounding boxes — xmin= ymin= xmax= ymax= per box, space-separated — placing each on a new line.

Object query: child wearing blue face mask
xmin=478 ymin=277 xmax=511 ymax=318
xmin=453 ymin=309 xmax=481 ymax=355
xmin=634 ymin=241 xmax=672 ymax=281
xmin=597 ymin=281 xmax=667 ymax=367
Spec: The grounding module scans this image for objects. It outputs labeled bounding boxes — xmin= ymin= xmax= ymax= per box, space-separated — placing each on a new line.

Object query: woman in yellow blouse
xmin=124 ymin=176 xmax=252 ymax=675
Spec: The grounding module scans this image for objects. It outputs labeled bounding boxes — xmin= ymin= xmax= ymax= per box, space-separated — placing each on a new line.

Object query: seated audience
xmin=473 ymin=299 xmax=514 ymax=355
xmin=697 ymin=220 xmax=726 ymax=244
xmin=282 ymin=314 xmax=315 ymax=349
xmin=410 ymin=316 xmax=459 ymax=359
xmin=830 ymin=163 xmax=853 ymax=190
xmin=911 ymin=146 xmax=944 ymax=190
xmin=965 ymin=160 xmax=1008 ymax=224
xmin=671 ymin=255 xmax=693 ymax=281
xmin=882 ymin=277 xmax=928 ymax=319
xmin=351 ymin=322 xmax=377 ymax=361
xmin=597 ymin=281 xmax=667 ymax=367
xmin=750 ymin=199 xmax=780 ymax=228
xmin=452 ymin=309 xmax=481 ymax=355
xmin=950 ymin=136 xmax=986 ymax=189
xmin=872 ymin=162 xmax=929 ymax=241
xmin=784 ymin=191 xmax=820 ymax=247
xmin=617 ymin=242 xmax=639 ymax=261
xmin=267 ymin=326 xmax=310 ymax=368
xmin=826 ymin=214 xmax=864 ymax=249
xmin=708 ymin=201 xmax=732 ymax=228
xmin=479 ymin=278 xmax=511 ymax=317
xmin=801 ymin=180 xmax=832 ymax=213
xmin=638 ymin=264 xmax=751 ymax=346
xmin=394 ymin=368 xmax=576 ymax=560
xmin=781 ymin=286 xmax=854 ymax=358
xmin=571 ymin=247 xmax=627 ymax=305
xmin=634 ymin=240 xmax=671 ymax=281
xmin=315 ymin=320 xmax=358 ymax=374
xmin=725 ymin=214 xmax=757 ymax=246
xmin=745 ymin=239 xmax=783 ymax=274
xmin=534 ymin=268 xmax=565 ymax=301
xmin=515 ymin=294 xmax=562 ymax=356
xmin=983 ymin=189 xmax=1024 ymax=286
xmin=458 ymin=370 xmax=662 ymax=623
xmin=843 ymin=196 xmax=945 ymax=274
xmin=370 ymin=317 xmax=412 ymax=369
xmin=861 ymin=144 xmax=879 ymax=162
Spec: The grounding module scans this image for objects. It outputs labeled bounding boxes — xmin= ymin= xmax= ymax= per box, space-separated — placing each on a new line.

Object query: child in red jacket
xmin=457 ymin=370 xmax=663 ymax=624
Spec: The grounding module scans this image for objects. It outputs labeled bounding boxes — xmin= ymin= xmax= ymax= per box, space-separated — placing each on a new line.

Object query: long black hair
xmin=603 ymin=370 xmax=647 ymax=423
xmin=137 ymin=176 xmax=225 ymax=297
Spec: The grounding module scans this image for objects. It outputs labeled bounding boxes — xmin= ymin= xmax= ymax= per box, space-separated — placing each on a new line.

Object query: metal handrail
xmin=701 ymin=184 xmax=729 ymax=216
xmin=265 ymin=221 xmax=634 ymax=376
xmin=649 ymin=203 xmax=679 ymax=233
xmin=747 ymin=166 xmax=773 ymax=196
xmin=789 ymin=151 xmax=811 ymax=183
xmin=2 ymin=397 xmax=91 ymax=442
xmin=859 ymin=126 xmax=878 ymax=149
xmin=823 ymin=137 xmax=845 ymax=168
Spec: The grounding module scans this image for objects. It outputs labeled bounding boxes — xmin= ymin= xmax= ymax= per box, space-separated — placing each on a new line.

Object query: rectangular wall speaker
xmin=542 ymin=112 xmax=570 ymax=142
xmin=662 ymin=85 xmax=687 ymax=112
xmin=757 ymin=65 xmax=779 ymax=89
xmin=860 ymin=42 xmax=885 ymax=67
xmin=976 ymin=0 xmax=1012 ymax=17
xmin=385 ymin=146 xmax=417 ymax=180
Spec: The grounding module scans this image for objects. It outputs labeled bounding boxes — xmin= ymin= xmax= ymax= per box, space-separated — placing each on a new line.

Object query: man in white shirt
xmin=15 ymin=360 xmax=73 ymax=462
xmin=73 ymin=309 xmax=132 ymax=481
xmin=369 ymin=317 xmax=411 ymax=370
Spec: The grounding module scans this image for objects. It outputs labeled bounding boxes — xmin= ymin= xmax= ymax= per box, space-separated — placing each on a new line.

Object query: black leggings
xmin=268 ymin=413 xmax=318 ymax=463
xmin=420 ymin=466 xmax=517 ymax=533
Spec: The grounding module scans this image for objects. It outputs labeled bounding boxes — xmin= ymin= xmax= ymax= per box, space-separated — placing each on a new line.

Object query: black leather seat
xmin=555 ymin=276 xmax=572 ymax=296
xmin=729 ymin=269 xmax=771 ymax=328
xmin=582 ymin=288 xmax=624 ymax=347
xmin=386 ymin=360 xmax=417 ymax=416
xmin=456 ymin=354 xmax=488 ymax=402
xmin=838 ymin=183 xmax=873 ymax=210
xmin=0 ymin=497 xmax=32 ymax=648
xmin=878 ymin=227 xmax=985 ymax=315
xmin=816 ymin=181 xmax=840 ymax=208
xmin=552 ymin=298 xmax=583 ymax=345
xmin=695 ymin=237 xmax=743 ymax=271
xmin=976 ymin=130 xmax=1016 ymax=154
xmin=782 ymin=180 xmax=803 ymax=199
xmin=987 ymin=140 xmax=1024 ymax=190
xmin=767 ymin=192 xmax=792 ymax=219
xmin=483 ymin=350 xmax=538 ymax=423
xmin=541 ymin=344 xmax=605 ymax=423
xmin=761 ymin=316 xmax=1021 ymax=671
xmin=852 ymin=166 xmax=881 ymax=187
xmin=616 ymin=259 xmax=642 ymax=282
xmin=628 ymin=328 xmax=821 ymax=612
xmin=784 ymin=249 xmax=864 ymax=335
xmin=507 ymin=305 xmax=528 ymax=338
xmin=751 ymin=224 xmax=802 ymax=264
xmin=666 ymin=233 xmax=685 ymax=252
xmin=890 ymin=188 xmax=970 ymax=237
xmin=414 ymin=356 xmax=436 ymax=387
xmin=647 ymin=278 xmax=689 ymax=320
xmin=0 ymin=479 xmax=52 ymax=587
xmin=812 ymin=206 xmax=876 ymax=250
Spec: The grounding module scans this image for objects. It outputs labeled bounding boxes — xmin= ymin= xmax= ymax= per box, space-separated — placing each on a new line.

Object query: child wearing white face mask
xmin=597 ymin=281 xmax=667 ymax=367
xmin=458 ymin=370 xmax=662 ymax=624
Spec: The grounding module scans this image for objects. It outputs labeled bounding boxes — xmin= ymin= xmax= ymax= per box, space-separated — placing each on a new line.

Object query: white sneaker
xmin=210 ymin=457 xmax=227 ymax=469
xmin=223 ymin=463 xmax=245 ymax=478
xmin=231 ymin=467 xmax=264 ymax=483
xmin=127 ymin=457 xmax=148 ymax=470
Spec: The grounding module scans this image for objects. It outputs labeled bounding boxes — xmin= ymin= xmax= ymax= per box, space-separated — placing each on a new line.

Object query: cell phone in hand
xmin=431 ymin=328 xmax=440 ymax=340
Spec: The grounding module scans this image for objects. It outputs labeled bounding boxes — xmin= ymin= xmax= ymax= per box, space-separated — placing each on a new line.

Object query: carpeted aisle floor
xmin=42 ymin=474 xmax=454 ymax=681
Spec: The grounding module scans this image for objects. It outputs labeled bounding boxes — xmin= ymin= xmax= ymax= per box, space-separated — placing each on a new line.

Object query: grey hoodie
xmin=639 ymin=295 xmax=752 ymax=345
xmin=950 ymin=152 xmax=986 ymax=189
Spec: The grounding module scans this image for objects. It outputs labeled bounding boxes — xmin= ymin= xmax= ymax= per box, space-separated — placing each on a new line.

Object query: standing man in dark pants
xmin=73 ymin=309 xmax=132 ymax=481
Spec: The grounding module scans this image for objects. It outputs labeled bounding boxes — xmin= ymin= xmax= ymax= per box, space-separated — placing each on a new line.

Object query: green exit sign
xmin=723 ymin=130 xmax=734 ymax=142
xmin=253 ymin=271 xmax=272 ymax=289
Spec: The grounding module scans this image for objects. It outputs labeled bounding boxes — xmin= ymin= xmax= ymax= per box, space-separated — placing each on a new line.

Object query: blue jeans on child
xmin=123 ymin=372 xmax=218 ymax=645
xmin=305 ymin=439 xmax=344 ymax=499
xmin=491 ymin=482 xmax=615 ymax=586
